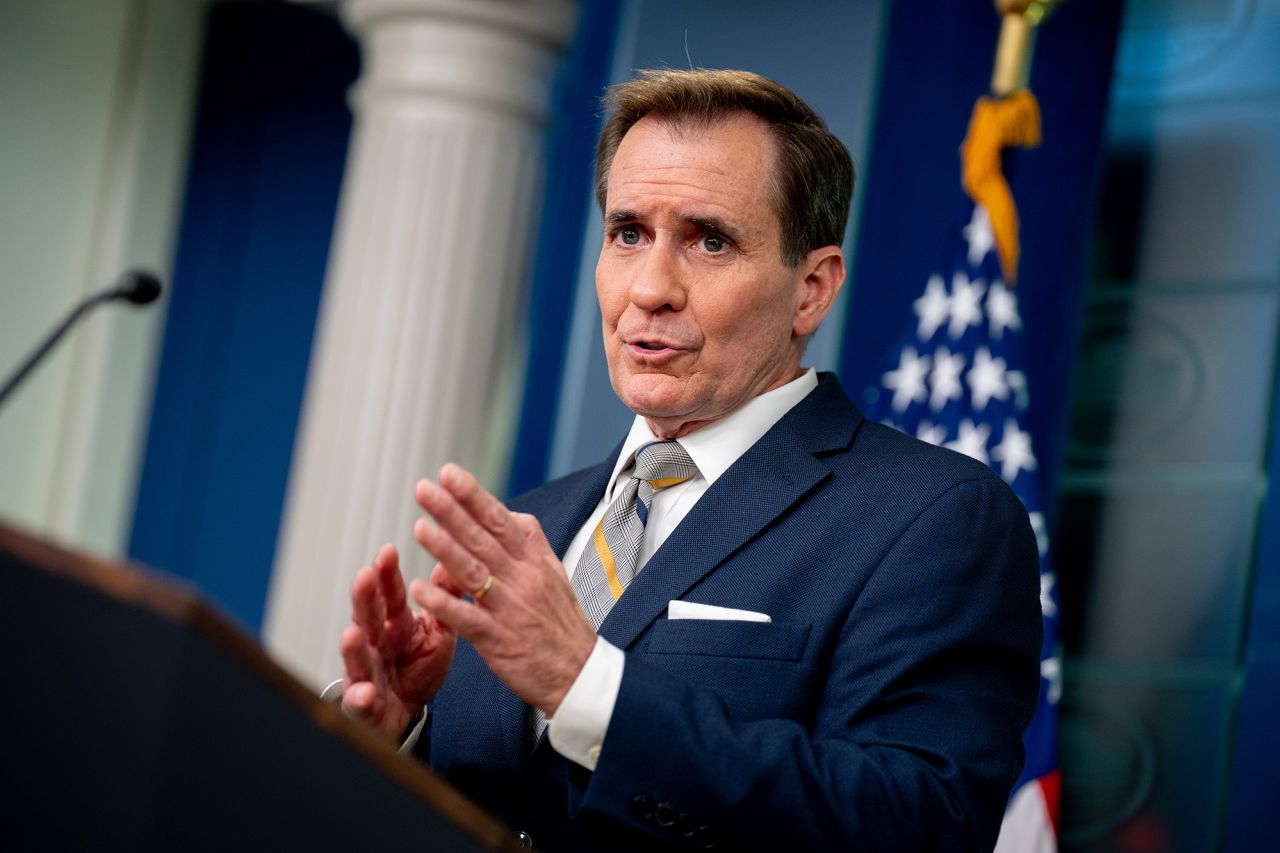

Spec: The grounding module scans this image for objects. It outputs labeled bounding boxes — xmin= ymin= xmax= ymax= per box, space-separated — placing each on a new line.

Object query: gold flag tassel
xmin=959 ymin=0 xmax=1057 ymax=284
xmin=960 ymin=90 xmax=1041 ymax=284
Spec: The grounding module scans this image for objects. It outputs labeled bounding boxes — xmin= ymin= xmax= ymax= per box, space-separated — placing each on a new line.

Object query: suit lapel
xmin=599 ymin=374 xmax=862 ymax=651
xmin=513 ymin=447 xmax=620 ymax=559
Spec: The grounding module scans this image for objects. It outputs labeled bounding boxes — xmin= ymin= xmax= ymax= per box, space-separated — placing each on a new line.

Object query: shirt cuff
xmin=547 ymin=635 xmax=625 ymax=771
xmin=397 ymin=709 xmax=427 ymax=756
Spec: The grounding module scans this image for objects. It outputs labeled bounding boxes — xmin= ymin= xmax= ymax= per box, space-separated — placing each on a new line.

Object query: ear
xmin=792 ymin=246 xmax=846 ymax=338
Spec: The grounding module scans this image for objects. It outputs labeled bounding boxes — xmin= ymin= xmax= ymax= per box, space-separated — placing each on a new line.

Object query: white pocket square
xmin=667 ymin=600 xmax=772 ymax=623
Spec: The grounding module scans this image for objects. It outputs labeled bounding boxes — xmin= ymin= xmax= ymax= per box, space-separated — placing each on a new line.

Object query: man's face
xmin=596 ymin=113 xmax=835 ymax=438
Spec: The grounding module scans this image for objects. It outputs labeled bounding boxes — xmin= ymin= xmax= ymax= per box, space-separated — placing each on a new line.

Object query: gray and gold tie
xmin=571 ymin=440 xmax=698 ymax=628
xmin=533 ymin=440 xmax=698 ymax=742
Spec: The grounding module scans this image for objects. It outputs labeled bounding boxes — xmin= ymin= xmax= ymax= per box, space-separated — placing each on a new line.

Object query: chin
xmin=612 ymin=372 xmax=695 ymax=419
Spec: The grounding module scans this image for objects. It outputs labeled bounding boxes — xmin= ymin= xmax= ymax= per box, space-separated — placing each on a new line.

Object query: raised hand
xmin=409 ymin=464 xmax=596 ymax=716
xmin=340 ymin=543 xmax=456 ymax=741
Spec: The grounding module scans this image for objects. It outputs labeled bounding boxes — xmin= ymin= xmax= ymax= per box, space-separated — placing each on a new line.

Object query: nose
xmin=628 ymin=240 xmax=686 ymax=314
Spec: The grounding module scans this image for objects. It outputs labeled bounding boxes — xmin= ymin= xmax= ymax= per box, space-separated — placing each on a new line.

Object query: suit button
xmin=654 ymin=802 xmax=677 ymax=828
xmin=628 ymin=795 xmax=655 ymax=821
xmin=514 ymin=831 xmax=533 ymax=848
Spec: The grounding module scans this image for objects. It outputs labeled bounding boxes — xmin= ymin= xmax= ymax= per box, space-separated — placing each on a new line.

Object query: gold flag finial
xmin=991 ymin=1 xmax=1061 ymax=96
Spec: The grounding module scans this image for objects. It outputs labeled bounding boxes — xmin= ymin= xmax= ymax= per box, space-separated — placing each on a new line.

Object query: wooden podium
xmin=0 ymin=522 xmax=520 ymax=851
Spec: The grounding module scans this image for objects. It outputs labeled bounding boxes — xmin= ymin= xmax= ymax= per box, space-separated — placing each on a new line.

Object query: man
xmin=339 ymin=69 xmax=1042 ymax=851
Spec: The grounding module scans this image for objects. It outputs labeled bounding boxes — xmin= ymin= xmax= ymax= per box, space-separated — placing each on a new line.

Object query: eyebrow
xmin=604 ymin=210 xmax=743 ymax=242
xmin=686 ymin=214 xmax=739 ymax=241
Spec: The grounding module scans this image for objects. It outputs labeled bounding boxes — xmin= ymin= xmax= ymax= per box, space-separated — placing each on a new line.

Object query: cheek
xmin=596 ymin=266 xmax=625 ymax=328
xmin=705 ymin=295 xmax=777 ymax=345
xmin=702 ymin=297 xmax=793 ymax=369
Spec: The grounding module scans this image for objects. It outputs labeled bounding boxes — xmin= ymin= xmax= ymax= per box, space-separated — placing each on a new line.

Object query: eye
xmin=617 ymin=225 xmax=642 ymax=246
xmin=700 ymin=233 xmax=727 ymax=253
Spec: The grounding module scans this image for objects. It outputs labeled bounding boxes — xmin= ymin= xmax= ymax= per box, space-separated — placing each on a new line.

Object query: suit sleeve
xmin=573 ymin=475 xmax=1043 ymax=852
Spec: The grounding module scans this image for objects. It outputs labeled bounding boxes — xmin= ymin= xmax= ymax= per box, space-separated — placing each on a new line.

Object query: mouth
xmin=624 ymin=336 xmax=688 ymax=362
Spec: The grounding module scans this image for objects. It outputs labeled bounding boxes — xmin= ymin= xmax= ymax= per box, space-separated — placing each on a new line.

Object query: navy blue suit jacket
xmin=421 ymin=373 xmax=1042 ymax=851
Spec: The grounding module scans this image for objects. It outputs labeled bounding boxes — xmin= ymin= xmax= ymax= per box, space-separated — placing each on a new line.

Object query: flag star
xmin=914 ymin=274 xmax=951 ymax=340
xmin=963 ymin=204 xmax=996 ymax=267
xmin=945 ymin=419 xmax=991 ymax=464
xmin=1007 ymin=370 xmax=1030 ymax=410
xmin=948 ymin=271 xmax=986 ymax=339
xmin=882 ymin=347 xmax=931 ymax=413
xmin=929 ymin=346 xmax=966 ymax=412
xmin=1041 ymin=655 xmax=1062 ymax=705
xmin=967 ymin=347 xmax=1010 ymax=410
xmin=986 ymin=280 xmax=1022 ymax=339
xmin=1040 ymin=571 xmax=1058 ymax=617
xmin=1028 ymin=511 xmax=1050 ymax=557
xmin=991 ymin=418 xmax=1037 ymax=483
xmin=916 ymin=420 xmax=948 ymax=446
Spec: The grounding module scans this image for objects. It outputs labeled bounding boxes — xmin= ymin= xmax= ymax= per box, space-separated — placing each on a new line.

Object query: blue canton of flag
xmin=864 ymin=202 xmax=1062 ymax=851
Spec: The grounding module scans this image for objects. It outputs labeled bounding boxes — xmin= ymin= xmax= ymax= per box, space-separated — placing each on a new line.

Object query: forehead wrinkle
xmin=617 ymin=161 xmax=753 ymax=194
xmin=608 ymin=175 xmax=758 ymax=221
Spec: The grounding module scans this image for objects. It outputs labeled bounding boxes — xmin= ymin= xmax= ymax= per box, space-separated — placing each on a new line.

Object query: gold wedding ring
xmin=472 ymin=574 xmax=495 ymax=600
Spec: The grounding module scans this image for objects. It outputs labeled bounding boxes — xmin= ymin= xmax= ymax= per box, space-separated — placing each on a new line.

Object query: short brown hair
xmin=594 ymin=69 xmax=854 ymax=268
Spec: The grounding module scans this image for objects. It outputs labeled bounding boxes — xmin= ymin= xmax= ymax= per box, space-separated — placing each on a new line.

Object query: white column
xmin=265 ymin=0 xmax=577 ymax=686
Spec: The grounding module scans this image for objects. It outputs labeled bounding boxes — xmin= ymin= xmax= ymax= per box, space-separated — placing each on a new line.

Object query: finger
xmin=429 ymin=563 xmax=467 ymax=598
xmin=423 ymin=561 xmax=503 ymax=608
xmin=343 ymin=680 xmax=378 ymax=714
xmin=350 ymin=566 xmax=385 ymax=647
xmin=414 ymin=514 xmax=493 ymax=595
xmin=340 ymin=624 xmax=376 ymax=685
xmin=416 ymin=476 xmax=513 ymax=577
xmin=438 ymin=463 xmax=529 ymax=555
xmin=372 ymin=544 xmax=416 ymax=646
xmin=373 ymin=544 xmax=406 ymax=618
xmin=512 ymin=511 xmax=554 ymax=554
xmin=410 ymin=577 xmax=468 ymax=640
xmin=413 ymin=578 xmax=494 ymax=642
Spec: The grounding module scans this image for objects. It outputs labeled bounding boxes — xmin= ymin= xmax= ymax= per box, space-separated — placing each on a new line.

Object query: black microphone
xmin=0 ymin=269 xmax=165 ymax=410
xmin=110 ymin=269 xmax=163 ymax=306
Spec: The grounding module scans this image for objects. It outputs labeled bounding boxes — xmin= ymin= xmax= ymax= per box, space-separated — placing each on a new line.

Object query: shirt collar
xmin=605 ymin=367 xmax=819 ymax=500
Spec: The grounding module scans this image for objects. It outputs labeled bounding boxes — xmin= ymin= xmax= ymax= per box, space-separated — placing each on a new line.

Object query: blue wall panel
xmin=129 ymin=3 xmax=358 ymax=632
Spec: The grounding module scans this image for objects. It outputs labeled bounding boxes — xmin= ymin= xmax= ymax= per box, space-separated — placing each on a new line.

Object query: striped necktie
xmin=571 ymin=440 xmax=699 ymax=629
xmin=532 ymin=440 xmax=698 ymax=745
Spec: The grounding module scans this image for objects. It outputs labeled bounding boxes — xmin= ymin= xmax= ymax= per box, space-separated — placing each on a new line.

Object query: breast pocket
xmin=645 ymin=618 xmax=811 ymax=662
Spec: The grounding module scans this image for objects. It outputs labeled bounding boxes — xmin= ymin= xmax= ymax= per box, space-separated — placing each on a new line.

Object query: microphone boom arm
xmin=0 ymin=270 xmax=163 ymax=410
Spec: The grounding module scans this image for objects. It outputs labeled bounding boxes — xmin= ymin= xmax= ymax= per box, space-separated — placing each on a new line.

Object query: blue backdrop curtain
xmin=129 ymin=2 xmax=357 ymax=632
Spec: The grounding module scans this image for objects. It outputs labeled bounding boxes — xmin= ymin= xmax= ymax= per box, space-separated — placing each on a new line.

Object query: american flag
xmin=864 ymin=201 xmax=1062 ymax=852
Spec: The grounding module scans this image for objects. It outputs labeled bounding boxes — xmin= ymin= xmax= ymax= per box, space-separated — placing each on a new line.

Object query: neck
xmin=642 ymin=364 xmax=807 ymax=439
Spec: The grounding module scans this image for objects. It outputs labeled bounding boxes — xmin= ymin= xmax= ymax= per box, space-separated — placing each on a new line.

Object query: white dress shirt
xmin=548 ymin=368 xmax=819 ymax=769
